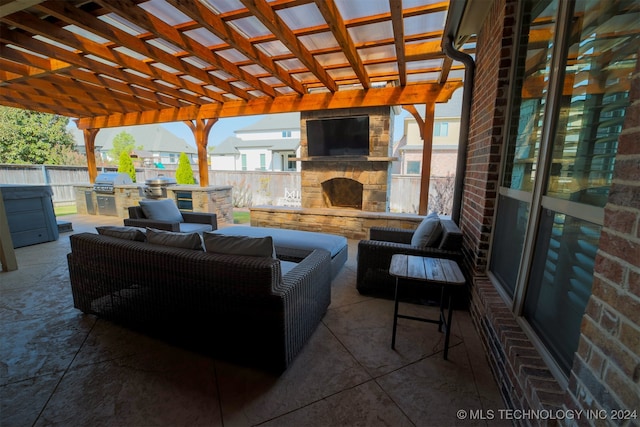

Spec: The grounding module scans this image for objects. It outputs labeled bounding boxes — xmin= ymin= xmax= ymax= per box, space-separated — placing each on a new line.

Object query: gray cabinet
xmin=0 ymin=185 xmax=59 ymax=248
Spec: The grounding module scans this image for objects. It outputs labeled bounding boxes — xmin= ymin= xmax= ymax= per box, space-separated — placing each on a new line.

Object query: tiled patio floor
xmin=1 ymin=214 xmax=509 ymax=427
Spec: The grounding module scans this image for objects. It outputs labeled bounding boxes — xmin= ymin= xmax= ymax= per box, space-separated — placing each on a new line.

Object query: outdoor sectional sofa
xmin=213 ymin=226 xmax=348 ymax=279
xmin=67 ymin=231 xmax=332 ymax=371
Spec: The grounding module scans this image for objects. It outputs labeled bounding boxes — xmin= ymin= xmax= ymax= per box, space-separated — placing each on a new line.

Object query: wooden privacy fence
xmin=0 ymin=164 xmax=454 ymax=214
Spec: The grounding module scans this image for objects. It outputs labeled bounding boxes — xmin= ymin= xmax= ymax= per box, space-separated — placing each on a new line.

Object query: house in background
xmin=392 ymin=88 xmax=462 ymax=177
xmin=210 ymin=113 xmax=300 ymax=171
xmin=71 ymin=124 xmax=197 ymax=168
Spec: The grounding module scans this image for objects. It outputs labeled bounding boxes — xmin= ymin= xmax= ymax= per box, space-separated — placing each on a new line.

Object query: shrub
xmin=117 ymin=151 xmax=136 ymax=183
xmin=176 ymin=152 xmax=196 ymax=184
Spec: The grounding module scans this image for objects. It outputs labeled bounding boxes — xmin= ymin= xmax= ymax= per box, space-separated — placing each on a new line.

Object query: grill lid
xmin=145 ymin=176 xmax=176 ymax=186
xmin=94 ymin=172 xmax=133 ymax=185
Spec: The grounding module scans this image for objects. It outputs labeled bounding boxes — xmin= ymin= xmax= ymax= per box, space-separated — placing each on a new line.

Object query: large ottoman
xmin=213 ymin=226 xmax=348 ymax=279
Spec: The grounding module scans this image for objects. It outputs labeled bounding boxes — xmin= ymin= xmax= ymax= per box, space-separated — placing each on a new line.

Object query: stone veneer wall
xmin=249 ymin=206 xmax=423 ymax=240
xmin=464 ymin=0 xmax=640 ymax=425
xmin=300 ymin=106 xmax=393 ymax=212
xmin=74 ymin=185 xmax=234 ymax=226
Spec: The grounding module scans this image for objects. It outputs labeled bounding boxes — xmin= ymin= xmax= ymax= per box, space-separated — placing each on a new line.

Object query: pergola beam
xmin=76 ymin=82 xmax=462 ymax=129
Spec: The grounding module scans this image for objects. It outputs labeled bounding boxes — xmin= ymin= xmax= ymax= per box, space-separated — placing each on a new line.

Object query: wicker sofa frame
xmin=67 ymin=232 xmax=331 ymax=371
xmin=123 ymin=205 xmax=217 ymax=232
xmin=356 ymin=218 xmax=465 ymax=305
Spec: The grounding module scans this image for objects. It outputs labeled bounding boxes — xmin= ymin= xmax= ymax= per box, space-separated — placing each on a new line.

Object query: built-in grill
xmin=93 ymin=172 xmax=133 ymax=194
xmin=92 ymin=172 xmax=133 ymax=216
xmin=143 ymin=175 xmax=176 ymax=199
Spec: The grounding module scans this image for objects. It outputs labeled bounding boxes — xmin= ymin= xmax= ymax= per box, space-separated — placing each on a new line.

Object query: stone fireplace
xmin=250 ymin=105 xmax=421 ymax=240
xmin=300 ymin=106 xmax=394 ymax=212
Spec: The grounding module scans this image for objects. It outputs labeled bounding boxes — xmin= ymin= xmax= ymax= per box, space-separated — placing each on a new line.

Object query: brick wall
xmin=460 ymin=0 xmax=512 ymax=275
xmin=566 ymin=54 xmax=640 ymax=420
xmin=466 ymin=0 xmax=640 ymax=425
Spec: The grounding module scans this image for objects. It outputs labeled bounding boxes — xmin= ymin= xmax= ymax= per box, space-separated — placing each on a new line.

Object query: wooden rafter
xmin=239 ymin=0 xmax=338 ymax=92
xmin=314 ymin=0 xmax=370 ymax=89
xmin=390 ymin=0 xmax=406 ymax=86
xmin=166 ymin=0 xmax=306 ymax=95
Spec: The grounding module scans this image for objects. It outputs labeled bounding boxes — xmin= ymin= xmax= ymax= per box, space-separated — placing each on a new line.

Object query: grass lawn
xmin=54 ymin=205 xmax=78 ymax=216
xmin=234 ymin=210 xmax=250 ymax=224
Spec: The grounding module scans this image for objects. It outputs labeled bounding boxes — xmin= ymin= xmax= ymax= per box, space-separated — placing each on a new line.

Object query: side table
xmin=389 ymin=254 xmax=466 ymax=359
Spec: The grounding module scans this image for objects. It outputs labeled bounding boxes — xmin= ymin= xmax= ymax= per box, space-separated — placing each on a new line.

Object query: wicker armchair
xmin=124 ymin=205 xmax=217 ymax=233
xmin=357 ymin=218 xmax=465 ymax=305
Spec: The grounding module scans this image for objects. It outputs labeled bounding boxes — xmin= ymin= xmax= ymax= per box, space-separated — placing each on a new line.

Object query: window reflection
xmin=546 ymin=0 xmax=638 ymax=207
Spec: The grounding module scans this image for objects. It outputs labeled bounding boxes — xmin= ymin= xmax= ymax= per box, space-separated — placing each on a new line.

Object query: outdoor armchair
xmin=356 ymin=217 xmax=465 ymax=305
xmin=124 ymin=199 xmax=217 ymax=233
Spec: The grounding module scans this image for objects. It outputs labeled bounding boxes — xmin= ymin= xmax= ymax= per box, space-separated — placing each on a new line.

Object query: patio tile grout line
xmin=31 ymin=315 xmax=99 ymax=427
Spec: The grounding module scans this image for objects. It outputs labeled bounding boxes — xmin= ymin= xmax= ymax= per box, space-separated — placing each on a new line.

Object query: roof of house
xmin=236 ymin=113 xmax=301 ymax=133
xmin=213 ymin=135 xmax=299 ymax=154
xmin=72 ymin=124 xmax=197 ymax=154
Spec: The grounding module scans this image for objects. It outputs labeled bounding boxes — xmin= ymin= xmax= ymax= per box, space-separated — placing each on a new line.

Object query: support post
xmin=0 ymin=190 xmax=18 ymax=271
xmin=83 ymin=128 xmax=100 ymax=183
xmin=418 ymin=103 xmax=435 ymax=215
xmin=185 ymin=118 xmax=218 ymax=187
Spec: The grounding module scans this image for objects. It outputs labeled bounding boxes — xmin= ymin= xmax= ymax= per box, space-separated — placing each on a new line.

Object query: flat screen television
xmin=306 ymin=116 xmax=369 ymax=156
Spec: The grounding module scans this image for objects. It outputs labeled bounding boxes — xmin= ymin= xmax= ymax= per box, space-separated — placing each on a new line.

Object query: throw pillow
xmin=203 ymin=233 xmax=275 ymax=258
xmin=146 ymin=227 xmax=203 ymax=251
xmin=96 ymin=226 xmax=146 ymax=242
xmin=139 ymin=199 xmax=183 ymax=223
xmin=410 ymin=211 xmax=443 ymax=248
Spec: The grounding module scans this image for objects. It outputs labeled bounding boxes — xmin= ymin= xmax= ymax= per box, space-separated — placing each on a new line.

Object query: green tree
xmin=118 ymin=151 xmax=137 ymax=183
xmin=0 ymin=106 xmax=76 ymax=164
xmin=175 ymin=152 xmax=196 ymax=184
xmin=109 ymin=131 xmax=139 ymax=165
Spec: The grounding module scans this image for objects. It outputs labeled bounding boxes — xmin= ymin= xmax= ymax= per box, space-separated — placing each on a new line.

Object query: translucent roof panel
xmin=138 ymin=0 xmax=191 ymax=26
xmin=183 ymin=28 xmax=225 ymax=48
xmin=147 ymin=38 xmax=184 ymax=55
xmin=404 ymin=12 xmax=448 ymax=37
xmin=255 ymin=40 xmax=291 ymax=57
xmin=204 ymin=84 xmax=225 ymax=93
xmin=275 ymin=86 xmax=296 ymax=95
xmin=182 ymin=56 xmax=212 ymax=69
xmin=199 ymin=0 xmax=244 ymax=14
xmin=216 ymin=49 xmax=249 ymax=64
xmin=241 ymin=64 xmax=269 ymax=76
xmin=315 ymin=52 xmax=349 ymax=67
xmin=327 ymin=67 xmax=357 ymax=80
xmin=359 ymin=45 xmax=397 ymax=62
xmin=260 ymin=76 xmax=283 ymax=86
xmin=293 ymin=72 xmax=317 ymax=84
xmin=84 ymin=55 xmax=119 ymax=68
xmin=112 ymin=46 xmax=149 ymax=62
xmin=231 ymin=80 xmax=252 ymax=90
xmin=228 ymin=16 xmax=272 ymax=39
xmin=277 ymin=3 xmax=325 ymax=30
xmin=348 ymin=22 xmax=394 ymax=44
xmin=406 ymin=59 xmax=443 ymax=71
xmin=64 ymin=25 xmax=109 ymax=44
xmin=99 ymin=14 xmax=146 ymax=37
xmin=5 ymin=44 xmax=47 ymax=59
xmin=365 ymin=62 xmax=398 ymax=75
xmin=407 ymin=72 xmax=440 ymax=82
xmin=152 ymin=63 xmax=180 ymax=74
xmin=181 ymin=75 xmax=205 ymax=84
xmin=334 ymin=0 xmax=389 ymax=20
xmin=32 ymin=35 xmax=76 ymax=52
xmin=276 ymin=58 xmax=305 ymax=72
xmin=298 ymin=32 xmax=340 ymax=51
xmin=209 ymin=70 xmax=233 ymax=81
xmin=124 ymin=68 xmax=151 ymax=79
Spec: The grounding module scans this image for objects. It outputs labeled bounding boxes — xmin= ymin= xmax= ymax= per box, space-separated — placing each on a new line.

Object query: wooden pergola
xmin=0 ymin=0 xmax=471 ymax=213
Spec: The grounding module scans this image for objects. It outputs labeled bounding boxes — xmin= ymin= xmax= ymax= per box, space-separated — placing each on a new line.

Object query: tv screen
xmin=307 ymin=116 xmax=369 ymax=156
